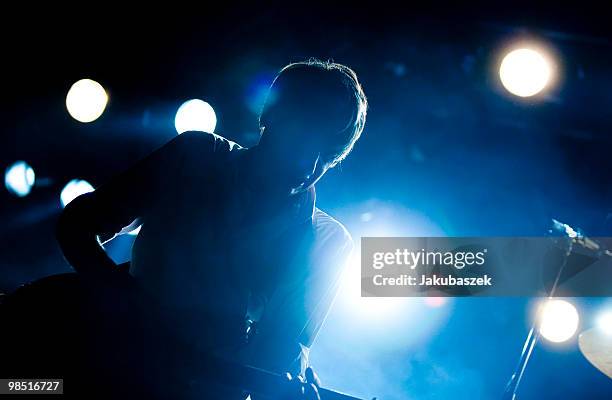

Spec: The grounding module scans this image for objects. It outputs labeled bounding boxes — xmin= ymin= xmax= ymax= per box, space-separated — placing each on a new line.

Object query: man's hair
xmin=260 ymin=59 xmax=368 ymax=167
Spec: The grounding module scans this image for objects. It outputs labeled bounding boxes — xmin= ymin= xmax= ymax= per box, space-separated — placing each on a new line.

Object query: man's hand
xmin=303 ymin=367 xmax=321 ymax=400
xmin=280 ymin=367 xmax=321 ymax=400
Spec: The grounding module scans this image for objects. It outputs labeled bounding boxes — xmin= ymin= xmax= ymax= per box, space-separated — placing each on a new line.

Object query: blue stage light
xmin=4 ymin=161 xmax=35 ymax=197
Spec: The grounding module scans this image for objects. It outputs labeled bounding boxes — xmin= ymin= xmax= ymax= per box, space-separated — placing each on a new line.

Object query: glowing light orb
xmin=539 ymin=299 xmax=579 ymax=343
xmin=60 ymin=179 xmax=94 ymax=207
xmin=4 ymin=161 xmax=35 ymax=197
xmin=499 ymin=48 xmax=552 ymax=97
xmin=174 ymin=99 xmax=217 ymax=134
xmin=596 ymin=311 xmax=612 ymax=335
xmin=66 ymin=79 xmax=109 ymax=123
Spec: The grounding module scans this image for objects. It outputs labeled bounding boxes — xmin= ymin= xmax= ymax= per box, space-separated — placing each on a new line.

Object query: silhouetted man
xmin=57 ymin=60 xmax=367 ymax=399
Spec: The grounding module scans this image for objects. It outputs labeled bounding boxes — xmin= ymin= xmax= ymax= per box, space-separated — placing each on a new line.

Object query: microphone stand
xmin=502 ymin=219 xmax=575 ymax=400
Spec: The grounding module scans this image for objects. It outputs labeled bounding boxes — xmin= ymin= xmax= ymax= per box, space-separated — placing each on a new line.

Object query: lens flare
xmin=596 ymin=311 xmax=612 ymax=335
xmin=4 ymin=161 xmax=35 ymax=197
xmin=499 ymin=48 xmax=552 ymax=97
xmin=174 ymin=99 xmax=217 ymax=134
xmin=539 ymin=299 xmax=579 ymax=343
xmin=60 ymin=179 xmax=95 ymax=207
xmin=66 ymin=79 xmax=109 ymax=123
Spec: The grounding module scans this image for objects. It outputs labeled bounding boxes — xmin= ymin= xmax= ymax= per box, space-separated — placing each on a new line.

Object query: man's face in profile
xmin=256 ymin=65 xmax=358 ymax=194
xmin=258 ymin=111 xmax=326 ymax=194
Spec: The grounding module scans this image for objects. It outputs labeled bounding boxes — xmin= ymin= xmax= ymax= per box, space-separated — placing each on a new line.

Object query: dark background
xmin=1 ymin=4 xmax=611 ymax=399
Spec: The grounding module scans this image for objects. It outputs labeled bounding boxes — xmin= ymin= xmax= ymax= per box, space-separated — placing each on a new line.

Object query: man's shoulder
xmin=312 ymin=208 xmax=353 ymax=251
xmin=172 ymin=131 xmax=243 ymax=155
xmin=148 ymin=132 xmax=244 ymax=184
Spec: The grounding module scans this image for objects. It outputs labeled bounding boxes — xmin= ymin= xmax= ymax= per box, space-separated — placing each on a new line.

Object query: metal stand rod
xmin=502 ymin=235 xmax=573 ymax=400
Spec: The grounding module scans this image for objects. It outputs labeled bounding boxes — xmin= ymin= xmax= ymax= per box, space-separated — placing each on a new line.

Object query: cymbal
xmin=578 ymin=328 xmax=612 ymax=379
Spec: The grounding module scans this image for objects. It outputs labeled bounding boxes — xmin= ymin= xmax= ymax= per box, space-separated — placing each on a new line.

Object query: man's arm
xmin=245 ymin=214 xmax=354 ymax=377
xmin=56 ymin=133 xmax=191 ymax=275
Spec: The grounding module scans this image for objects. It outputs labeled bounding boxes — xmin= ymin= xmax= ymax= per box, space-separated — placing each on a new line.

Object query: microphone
xmin=551 ymin=219 xmax=612 ymax=256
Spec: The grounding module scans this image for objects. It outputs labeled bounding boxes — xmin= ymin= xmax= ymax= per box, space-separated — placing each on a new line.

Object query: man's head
xmin=257 ymin=59 xmax=367 ymax=194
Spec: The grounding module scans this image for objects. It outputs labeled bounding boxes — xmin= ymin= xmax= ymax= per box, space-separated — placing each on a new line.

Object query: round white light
xmin=66 ymin=79 xmax=109 ymax=123
xmin=539 ymin=299 xmax=579 ymax=343
xmin=174 ymin=99 xmax=217 ymax=134
xmin=499 ymin=48 xmax=552 ymax=97
xmin=4 ymin=161 xmax=35 ymax=197
xmin=596 ymin=311 xmax=612 ymax=335
xmin=60 ymin=179 xmax=94 ymax=207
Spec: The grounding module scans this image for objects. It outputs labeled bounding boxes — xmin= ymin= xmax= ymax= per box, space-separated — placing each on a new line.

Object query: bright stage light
xmin=340 ymin=253 xmax=407 ymax=320
xmin=174 ymin=99 xmax=217 ymax=134
xmin=60 ymin=179 xmax=94 ymax=207
xmin=596 ymin=311 xmax=612 ymax=335
xmin=4 ymin=161 xmax=35 ymax=197
xmin=539 ymin=299 xmax=579 ymax=343
xmin=66 ymin=79 xmax=109 ymax=123
xmin=499 ymin=48 xmax=552 ymax=97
